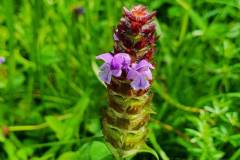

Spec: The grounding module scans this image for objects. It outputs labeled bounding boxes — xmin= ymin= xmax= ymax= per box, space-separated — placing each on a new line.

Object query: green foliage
xmin=0 ymin=0 xmax=240 ymax=159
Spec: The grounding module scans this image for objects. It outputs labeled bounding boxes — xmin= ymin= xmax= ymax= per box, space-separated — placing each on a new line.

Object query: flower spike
xmin=96 ymin=5 xmax=159 ymax=159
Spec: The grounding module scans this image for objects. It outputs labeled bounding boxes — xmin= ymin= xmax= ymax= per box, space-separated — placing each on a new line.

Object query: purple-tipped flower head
xmin=96 ymin=6 xmax=158 ymax=159
xmin=96 ymin=53 xmax=131 ymax=84
xmin=97 ymin=5 xmax=156 ymax=92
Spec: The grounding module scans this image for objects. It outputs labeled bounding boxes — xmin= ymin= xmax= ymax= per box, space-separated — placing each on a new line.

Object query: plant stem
xmin=8 ymin=114 xmax=72 ymax=132
xmin=149 ymin=130 xmax=169 ymax=160
xmin=153 ymin=82 xmax=204 ymax=113
xmin=4 ymin=0 xmax=15 ymax=103
xmin=151 ymin=119 xmax=189 ymax=140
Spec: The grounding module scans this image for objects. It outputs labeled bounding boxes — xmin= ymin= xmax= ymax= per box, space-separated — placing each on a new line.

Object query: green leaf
xmin=17 ymin=147 xmax=34 ymax=160
xmin=90 ymin=141 xmax=111 ymax=160
xmin=0 ymin=130 xmax=6 ymax=142
xmin=3 ymin=140 xmax=18 ymax=160
xmin=63 ymin=95 xmax=90 ymax=140
xmin=230 ymin=148 xmax=240 ymax=160
xmin=176 ymin=0 xmax=207 ymax=30
xmin=100 ymin=155 xmax=114 ymax=160
xmin=149 ymin=130 xmax=169 ymax=160
xmin=45 ymin=116 xmax=64 ymax=140
xmin=58 ymin=152 xmax=79 ymax=160
xmin=78 ymin=143 xmax=91 ymax=160
xmin=40 ymin=46 xmax=60 ymax=66
xmin=137 ymin=143 xmax=159 ymax=160
xmin=229 ymin=134 xmax=240 ymax=146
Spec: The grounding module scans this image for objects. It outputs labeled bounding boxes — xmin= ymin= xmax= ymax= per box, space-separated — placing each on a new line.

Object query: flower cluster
xmin=96 ymin=53 xmax=130 ymax=84
xmin=97 ymin=53 xmax=154 ymax=90
xmin=98 ymin=6 xmax=158 ymax=158
xmin=96 ymin=5 xmax=156 ymax=92
xmin=0 ymin=57 xmax=5 ymax=64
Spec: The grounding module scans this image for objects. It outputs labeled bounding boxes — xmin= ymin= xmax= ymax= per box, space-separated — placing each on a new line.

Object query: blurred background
xmin=0 ymin=0 xmax=240 ymax=159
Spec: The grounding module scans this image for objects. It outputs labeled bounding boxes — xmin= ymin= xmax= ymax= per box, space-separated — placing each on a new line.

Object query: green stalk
xmin=27 ymin=0 xmax=43 ymax=106
xmin=99 ymin=6 xmax=159 ymax=159
xmin=3 ymin=0 xmax=15 ymax=103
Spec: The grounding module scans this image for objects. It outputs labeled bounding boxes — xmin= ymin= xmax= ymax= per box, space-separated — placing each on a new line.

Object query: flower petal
xmin=127 ymin=68 xmax=138 ymax=80
xmin=96 ymin=53 xmax=113 ymax=64
xmin=127 ymin=59 xmax=153 ymax=90
xmin=135 ymin=59 xmax=154 ymax=71
xmin=114 ymin=53 xmax=131 ymax=66
xmin=143 ymin=69 xmax=152 ymax=80
xmin=111 ymin=57 xmax=123 ymax=70
xmin=99 ymin=63 xmax=112 ymax=84
xmin=130 ymin=74 xmax=150 ymax=90
xmin=112 ymin=69 xmax=122 ymax=77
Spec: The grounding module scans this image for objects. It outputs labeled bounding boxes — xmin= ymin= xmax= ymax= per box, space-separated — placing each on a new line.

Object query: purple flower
xmin=0 ymin=57 xmax=5 ymax=64
xmin=127 ymin=60 xmax=154 ymax=90
xmin=96 ymin=53 xmax=131 ymax=84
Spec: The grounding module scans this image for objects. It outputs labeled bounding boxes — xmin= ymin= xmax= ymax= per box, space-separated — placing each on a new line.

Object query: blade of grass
xmin=178 ymin=12 xmax=189 ymax=44
xmin=230 ymin=147 xmax=240 ymax=160
xmin=3 ymin=0 xmax=15 ymax=103
xmin=153 ymin=82 xmax=204 ymax=113
xmin=176 ymin=0 xmax=207 ymax=31
xmin=149 ymin=130 xmax=169 ymax=160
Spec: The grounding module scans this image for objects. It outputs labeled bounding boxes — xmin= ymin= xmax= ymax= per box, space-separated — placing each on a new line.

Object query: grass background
xmin=0 ymin=0 xmax=240 ymax=159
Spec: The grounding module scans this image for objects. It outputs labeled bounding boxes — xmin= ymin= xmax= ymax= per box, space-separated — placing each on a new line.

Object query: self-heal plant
xmin=96 ymin=5 xmax=158 ymax=159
